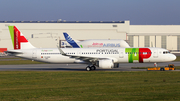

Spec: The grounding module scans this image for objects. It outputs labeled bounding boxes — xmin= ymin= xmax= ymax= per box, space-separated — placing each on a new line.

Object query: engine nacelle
xmin=97 ymin=59 xmax=114 ymax=69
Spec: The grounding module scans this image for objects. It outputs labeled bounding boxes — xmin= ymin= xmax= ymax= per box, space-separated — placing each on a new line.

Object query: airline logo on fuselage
xmin=88 ymin=43 xmax=120 ymax=47
xmin=92 ymin=43 xmax=103 ymax=45
xmin=96 ymin=49 xmax=119 ymax=53
xmin=125 ymin=48 xmax=152 ymax=63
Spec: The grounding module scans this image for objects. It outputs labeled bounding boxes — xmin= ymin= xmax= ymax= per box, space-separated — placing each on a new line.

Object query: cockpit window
xmin=163 ymin=51 xmax=170 ymax=54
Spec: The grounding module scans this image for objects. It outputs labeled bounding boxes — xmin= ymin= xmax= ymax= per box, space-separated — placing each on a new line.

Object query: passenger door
xmin=32 ymin=50 xmax=37 ymax=59
xmin=153 ymin=49 xmax=158 ymax=58
xmin=119 ymin=49 xmax=124 ymax=58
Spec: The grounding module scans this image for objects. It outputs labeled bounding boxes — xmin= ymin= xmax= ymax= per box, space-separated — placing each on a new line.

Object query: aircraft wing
xmin=69 ymin=55 xmax=108 ymax=63
xmin=57 ymin=46 xmax=108 ymax=63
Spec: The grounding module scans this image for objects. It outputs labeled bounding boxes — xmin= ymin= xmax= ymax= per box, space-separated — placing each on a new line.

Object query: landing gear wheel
xmin=86 ymin=66 xmax=91 ymax=71
xmin=154 ymin=63 xmax=157 ymax=67
xmin=160 ymin=68 xmax=165 ymax=71
xmin=91 ymin=66 xmax=96 ymax=70
xmin=93 ymin=67 xmax=96 ymax=70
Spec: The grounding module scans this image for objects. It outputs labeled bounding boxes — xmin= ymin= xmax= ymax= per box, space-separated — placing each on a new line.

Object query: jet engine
xmin=97 ymin=59 xmax=114 ymax=69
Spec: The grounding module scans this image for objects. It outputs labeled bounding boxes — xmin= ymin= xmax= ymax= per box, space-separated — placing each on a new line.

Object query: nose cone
xmin=170 ymin=54 xmax=176 ymax=61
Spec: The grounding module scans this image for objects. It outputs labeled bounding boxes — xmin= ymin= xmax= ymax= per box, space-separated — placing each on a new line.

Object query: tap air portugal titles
xmin=63 ymin=33 xmax=130 ymax=48
xmin=6 ymin=26 xmax=176 ymax=71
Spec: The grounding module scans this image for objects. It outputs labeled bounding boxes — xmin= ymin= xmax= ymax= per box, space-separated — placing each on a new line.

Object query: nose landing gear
xmin=154 ymin=63 xmax=157 ymax=67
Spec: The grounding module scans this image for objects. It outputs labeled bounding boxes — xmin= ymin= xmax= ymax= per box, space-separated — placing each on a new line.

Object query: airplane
xmin=6 ymin=26 xmax=176 ymax=71
xmin=63 ymin=32 xmax=130 ymax=48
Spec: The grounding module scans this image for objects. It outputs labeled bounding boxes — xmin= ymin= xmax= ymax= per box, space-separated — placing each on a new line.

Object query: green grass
xmin=0 ymin=71 xmax=180 ymax=101
xmin=0 ymin=57 xmax=21 ymax=60
xmin=0 ymin=60 xmax=45 ymax=65
xmin=174 ymin=56 xmax=180 ymax=61
xmin=0 ymin=57 xmax=45 ymax=65
xmin=131 ymin=67 xmax=150 ymax=69
xmin=175 ymin=66 xmax=180 ymax=69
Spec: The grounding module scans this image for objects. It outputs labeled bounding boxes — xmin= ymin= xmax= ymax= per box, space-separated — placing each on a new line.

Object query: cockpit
xmin=163 ymin=51 xmax=170 ymax=54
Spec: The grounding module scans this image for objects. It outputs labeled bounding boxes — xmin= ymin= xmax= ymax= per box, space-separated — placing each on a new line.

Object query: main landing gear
xmin=86 ymin=65 xmax=96 ymax=71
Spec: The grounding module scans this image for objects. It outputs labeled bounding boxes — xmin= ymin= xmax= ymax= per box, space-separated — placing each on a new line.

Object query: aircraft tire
xmin=160 ymin=68 xmax=165 ymax=71
xmin=91 ymin=66 xmax=96 ymax=70
xmin=94 ymin=66 xmax=96 ymax=70
xmin=86 ymin=66 xmax=91 ymax=71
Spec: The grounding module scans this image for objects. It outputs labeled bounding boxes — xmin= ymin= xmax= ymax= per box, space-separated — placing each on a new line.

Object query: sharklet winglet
xmin=57 ymin=45 xmax=67 ymax=56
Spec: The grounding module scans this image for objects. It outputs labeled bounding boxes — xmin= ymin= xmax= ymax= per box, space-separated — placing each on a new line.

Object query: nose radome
xmin=171 ymin=54 xmax=176 ymax=61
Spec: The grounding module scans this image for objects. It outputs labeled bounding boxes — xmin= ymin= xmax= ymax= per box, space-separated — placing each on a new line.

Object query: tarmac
xmin=0 ymin=62 xmax=179 ymax=71
xmin=0 ymin=55 xmax=180 ymax=71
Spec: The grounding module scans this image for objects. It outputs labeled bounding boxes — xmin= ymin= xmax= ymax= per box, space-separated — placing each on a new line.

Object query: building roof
xmin=0 ymin=21 xmax=125 ymax=23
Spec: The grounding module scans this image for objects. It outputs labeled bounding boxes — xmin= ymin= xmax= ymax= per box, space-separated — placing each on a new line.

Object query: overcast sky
xmin=0 ymin=0 xmax=180 ymax=25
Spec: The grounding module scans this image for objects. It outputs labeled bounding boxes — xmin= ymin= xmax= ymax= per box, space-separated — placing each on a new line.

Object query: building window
xmin=144 ymin=36 xmax=150 ymax=47
xmin=128 ymin=36 xmax=133 ymax=47
xmin=161 ymin=36 xmax=166 ymax=49
xmin=112 ymin=25 xmax=117 ymax=27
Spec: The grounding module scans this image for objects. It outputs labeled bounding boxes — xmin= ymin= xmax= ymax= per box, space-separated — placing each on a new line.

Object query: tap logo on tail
xmin=8 ymin=26 xmax=34 ymax=49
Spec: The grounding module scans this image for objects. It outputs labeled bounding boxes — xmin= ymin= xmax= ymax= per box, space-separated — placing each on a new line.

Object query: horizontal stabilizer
xmin=5 ymin=50 xmax=23 ymax=54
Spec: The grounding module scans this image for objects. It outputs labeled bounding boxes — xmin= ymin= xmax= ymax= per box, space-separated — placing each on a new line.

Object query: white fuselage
xmin=13 ymin=47 xmax=176 ymax=64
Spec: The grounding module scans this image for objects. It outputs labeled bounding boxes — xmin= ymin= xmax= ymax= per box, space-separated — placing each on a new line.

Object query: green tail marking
xmin=8 ymin=26 xmax=15 ymax=48
xmin=80 ymin=45 xmax=83 ymax=48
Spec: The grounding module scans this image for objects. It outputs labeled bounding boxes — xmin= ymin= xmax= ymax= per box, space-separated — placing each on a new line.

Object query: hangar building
xmin=0 ymin=20 xmax=180 ymax=52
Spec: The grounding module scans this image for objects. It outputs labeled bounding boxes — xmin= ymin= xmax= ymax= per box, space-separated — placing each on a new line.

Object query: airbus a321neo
xmin=6 ymin=26 xmax=176 ymax=71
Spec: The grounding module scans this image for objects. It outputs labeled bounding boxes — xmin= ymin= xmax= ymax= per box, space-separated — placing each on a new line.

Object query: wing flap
xmin=57 ymin=46 xmax=113 ymax=63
